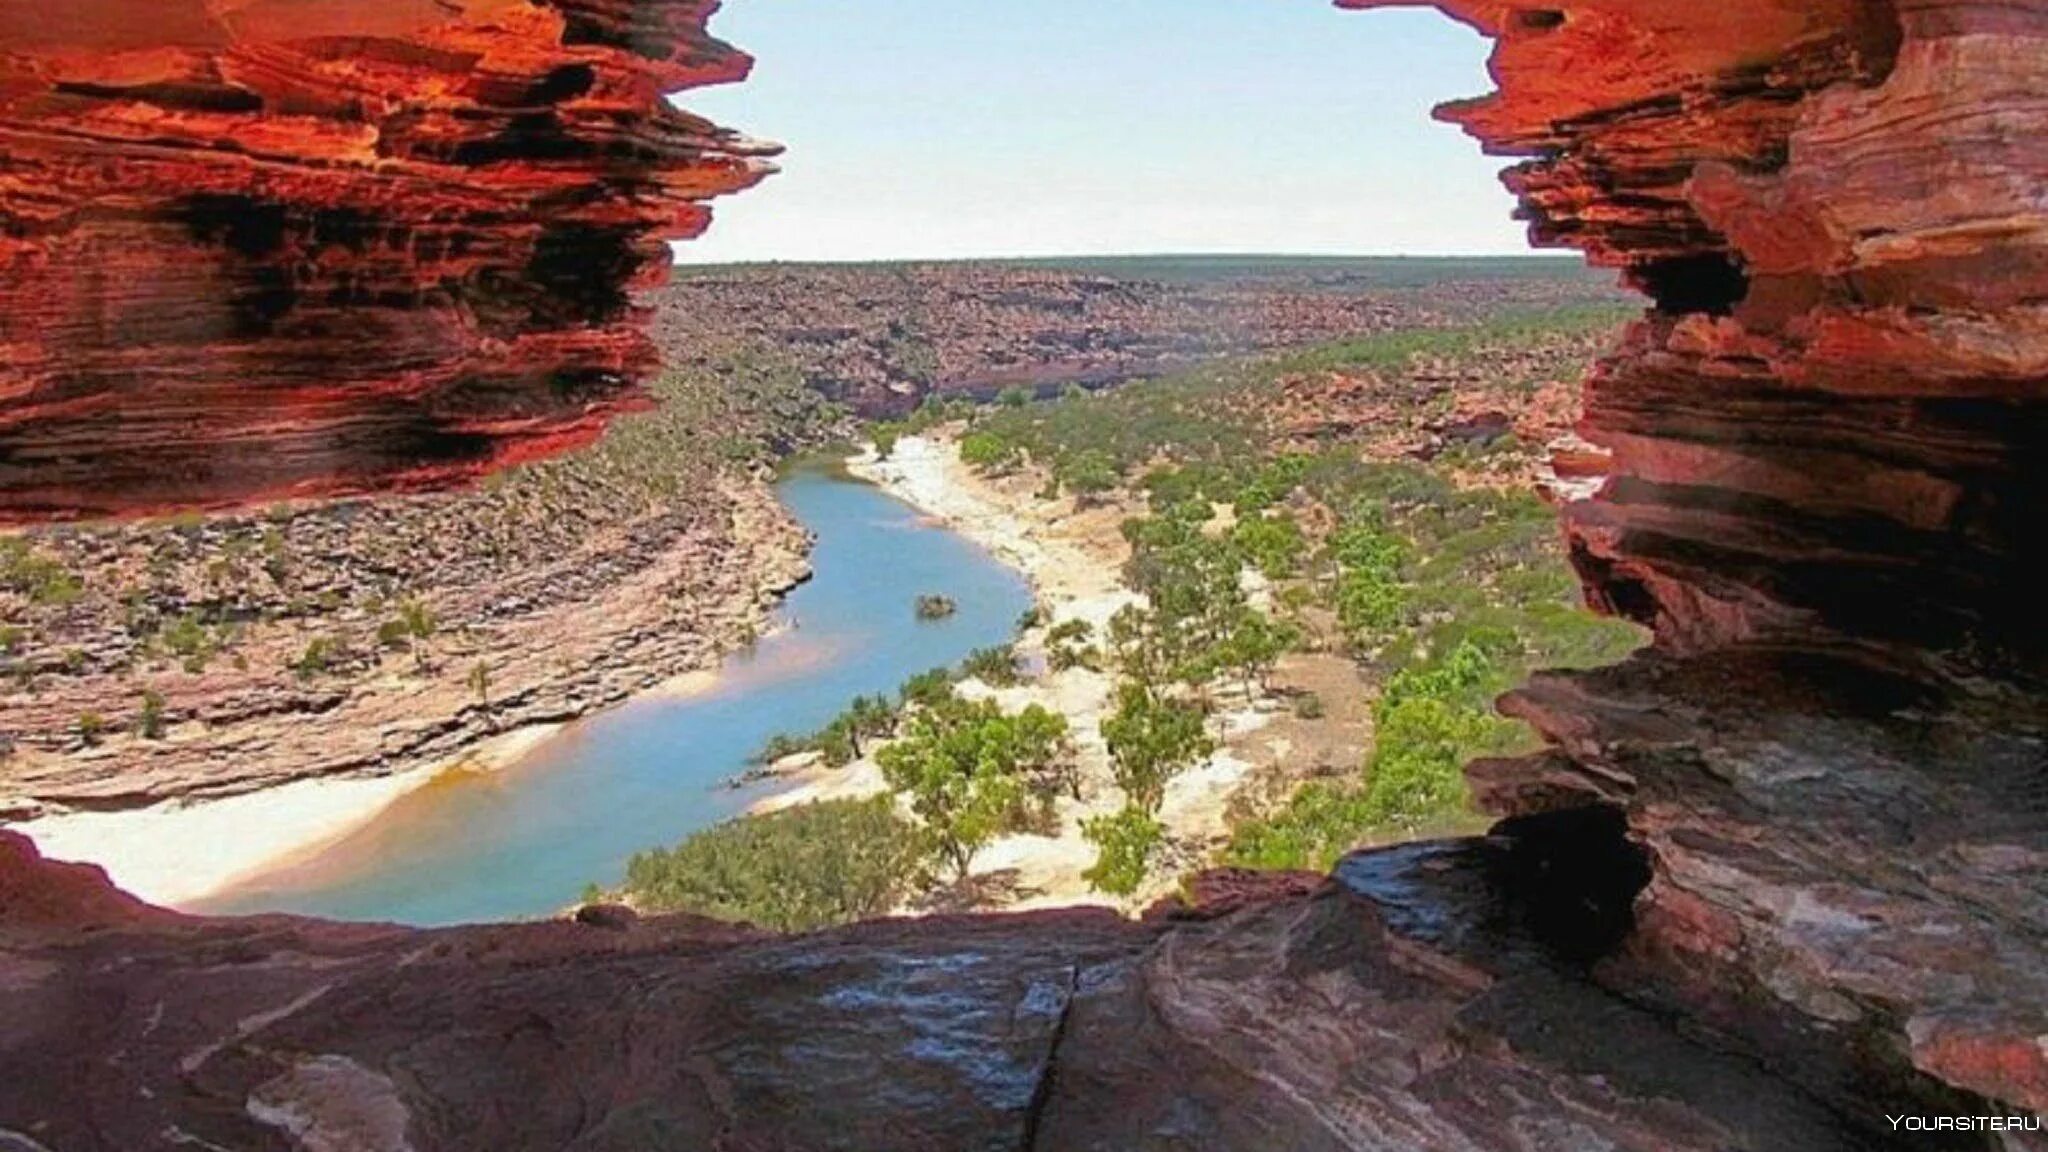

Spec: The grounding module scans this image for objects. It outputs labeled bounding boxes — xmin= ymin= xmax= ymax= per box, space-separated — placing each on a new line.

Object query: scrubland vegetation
xmin=612 ymin=308 xmax=1643 ymax=927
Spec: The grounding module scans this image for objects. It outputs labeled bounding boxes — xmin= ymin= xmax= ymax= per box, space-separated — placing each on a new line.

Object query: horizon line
xmin=670 ymin=250 xmax=1588 ymax=269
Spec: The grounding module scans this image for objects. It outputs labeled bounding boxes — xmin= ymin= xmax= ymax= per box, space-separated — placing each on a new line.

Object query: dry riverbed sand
xmin=759 ymin=433 xmax=1309 ymax=913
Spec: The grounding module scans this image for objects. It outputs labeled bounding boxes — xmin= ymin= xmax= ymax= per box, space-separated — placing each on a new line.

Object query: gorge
xmin=2 ymin=1 xmax=2046 ymax=1150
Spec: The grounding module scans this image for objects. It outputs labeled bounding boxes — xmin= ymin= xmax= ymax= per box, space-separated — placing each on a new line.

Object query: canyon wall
xmin=0 ymin=0 xmax=771 ymax=521
xmin=1351 ymin=0 xmax=2048 ymax=1126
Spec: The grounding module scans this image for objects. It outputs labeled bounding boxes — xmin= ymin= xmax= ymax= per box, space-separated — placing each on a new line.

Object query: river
xmin=197 ymin=457 xmax=1034 ymax=926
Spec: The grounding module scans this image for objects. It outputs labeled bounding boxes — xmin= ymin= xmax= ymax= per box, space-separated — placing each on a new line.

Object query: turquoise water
xmin=200 ymin=459 xmax=1034 ymax=926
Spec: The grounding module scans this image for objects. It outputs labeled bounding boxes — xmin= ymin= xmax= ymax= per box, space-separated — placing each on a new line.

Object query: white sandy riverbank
xmin=760 ymin=433 xmax=1284 ymax=912
xmin=11 ymin=724 xmax=563 ymax=909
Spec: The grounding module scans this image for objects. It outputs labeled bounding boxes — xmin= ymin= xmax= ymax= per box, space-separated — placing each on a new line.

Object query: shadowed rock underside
xmin=0 ymin=0 xmax=773 ymax=521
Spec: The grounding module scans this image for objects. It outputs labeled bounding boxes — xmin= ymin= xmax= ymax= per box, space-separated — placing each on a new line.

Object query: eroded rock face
xmin=0 ymin=830 xmax=1928 ymax=1152
xmin=1351 ymin=0 xmax=2048 ymax=1129
xmin=0 ymin=0 xmax=773 ymax=521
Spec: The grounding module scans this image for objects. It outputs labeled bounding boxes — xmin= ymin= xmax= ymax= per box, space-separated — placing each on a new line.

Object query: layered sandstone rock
xmin=0 ymin=0 xmax=773 ymax=521
xmin=1352 ymin=0 xmax=2048 ymax=1130
xmin=0 ymin=830 xmax=1908 ymax=1151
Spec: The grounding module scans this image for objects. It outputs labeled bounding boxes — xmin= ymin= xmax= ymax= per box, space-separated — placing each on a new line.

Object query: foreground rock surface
xmin=0 ymin=830 xmax=1929 ymax=1152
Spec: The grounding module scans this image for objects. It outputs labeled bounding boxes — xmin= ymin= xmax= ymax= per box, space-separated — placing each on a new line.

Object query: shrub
xmin=292 ymin=636 xmax=339 ymax=681
xmin=871 ymin=422 xmax=903 ymax=460
xmin=1101 ymin=681 xmax=1214 ymax=814
xmin=962 ymin=644 xmax=1023 ymax=686
xmin=138 ymin=688 xmax=166 ymax=739
xmin=160 ymin=611 xmax=215 ymax=672
xmin=1230 ymin=513 xmax=1305 ymax=579
xmin=877 ymin=696 xmax=1067 ymax=879
xmin=898 ymin=667 xmax=958 ymax=709
xmin=756 ymin=733 xmax=812 ymax=764
xmin=1294 ymin=692 xmax=1325 ymax=720
xmin=1056 ymin=451 xmax=1119 ymax=506
xmin=77 ymin=711 xmax=107 ymax=745
xmin=1 ymin=539 xmax=83 ymax=606
xmin=621 ymin=797 xmax=920 ymax=931
xmin=958 ymin=431 xmax=1020 ymax=472
xmin=1083 ymin=806 xmax=1164 ymax=896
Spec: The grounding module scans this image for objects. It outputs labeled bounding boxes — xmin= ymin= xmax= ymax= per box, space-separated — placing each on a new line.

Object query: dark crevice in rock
xmin=1634 ymin=253 xmax=1750 ymax=316
xmin=1018 ymin=963 xmax=1080 ymax=1152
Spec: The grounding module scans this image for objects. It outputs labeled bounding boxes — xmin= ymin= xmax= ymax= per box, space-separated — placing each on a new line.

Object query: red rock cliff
xmin=0 ymin=0 xmax=773 ymax=521
xmin=1352 ymin=0 xmax=2048 ymax=1127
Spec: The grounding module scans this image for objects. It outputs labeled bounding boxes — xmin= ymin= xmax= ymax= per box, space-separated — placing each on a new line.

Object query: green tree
xmin=958 ymin=431 xmax=1019 ymax=473
xmin=621 ymin=797 xmax=920 ymax=931
xmin=1100 ymin=682 xmax=1214 ymax=814
xmin=1011 ymin=703 xmax=1077 ymax=802
xmin=996 ymin=385 xmax=1032 ymax=408
xmin=1217 ymin=609 xmax=1298 ymax=693
xmin=962 ymin=644 xmax=1022 ymax=686
xmin=843 ymin=694 xmax=897 ymax=755
xmin=1230 ymin=513 xmax=1305 ymax=579
xmin=1083 ymin=805 xmax=1163 ymax=896
xmin=871 ymin=422 xmax=903 ymax=460
xmin=1057 ymin=451 xmax=1119 ymax=508
xmin=876 ymin=697 xmax=1036 ymax=880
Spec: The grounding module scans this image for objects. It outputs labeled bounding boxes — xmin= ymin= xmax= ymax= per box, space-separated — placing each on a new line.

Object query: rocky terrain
xmin=0 ymin=360 xmax=828 ymax=819
xmin=656 ymin=257 xmax=1625 ymax=415
xmin=0 ymin=829 xmax=1924 ymax=1152
xmin=0 ymin=0 xmax=773 ymax=519
xmin=2 ymin=0 xmax=2045 ymax=1148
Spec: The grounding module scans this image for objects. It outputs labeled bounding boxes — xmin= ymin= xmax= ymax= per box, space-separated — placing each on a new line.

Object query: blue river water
xmin=199 ymin=458 xmax=1033 ymax=926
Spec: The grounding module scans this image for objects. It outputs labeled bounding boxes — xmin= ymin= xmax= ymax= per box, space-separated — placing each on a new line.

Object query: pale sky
xmin=672 ymin=1 xmax=1524 ymax=264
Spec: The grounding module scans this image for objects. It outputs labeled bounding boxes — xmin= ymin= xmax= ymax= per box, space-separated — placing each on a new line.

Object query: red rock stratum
xmin=0 ymin=0 xmax=773 ymax=521
xmin=3 ymin=1 xmax=2045 ymax=1149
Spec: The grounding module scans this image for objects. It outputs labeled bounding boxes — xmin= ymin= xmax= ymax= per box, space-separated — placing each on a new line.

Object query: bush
xmin=1293 ymin=692 xmax=1325 ymax=720
xmin=1230 ymin=513 xmax=1305 ymax=579
xmin=878 ymin=697 xmax=1033 ymax=879
xmin=1101 ymin=681 xmax=1214 ymax=814
xmin=962 ymin=644 xmax=1023 ymax=686
xmin=138 ymin=689 xmax=166 ymax=739
xmin=898 ymin=667 xmax=958 ymax=708
xmin=1 ymin=539 xmax=82 ymax=606
xmin=1056 ymin=451 xmax=1120 ymax=506
xmin=958 ymin=431 xmax=1020 ymax=473
xmin=292 ymin=636 xmax=339 ymax=681
xmin=621 ymin=797 xmax=920 ymax=931
xmin=1083 ymin=806 xmax=1164 ymax=896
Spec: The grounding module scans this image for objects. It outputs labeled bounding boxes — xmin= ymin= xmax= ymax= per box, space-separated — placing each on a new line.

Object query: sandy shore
xmin=12 ymin=724 xmax=563 ymax=908
xmin=7 ymin=534 xmax=803 ymax=912
xmin=762 ymin=434 xmax=1284 ymax=912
